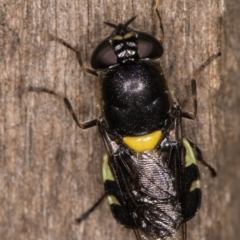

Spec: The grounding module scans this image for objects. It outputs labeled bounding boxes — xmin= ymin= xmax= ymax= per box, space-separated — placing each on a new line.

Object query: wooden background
xmin=0 ymin=0 xmax=240 ymax=239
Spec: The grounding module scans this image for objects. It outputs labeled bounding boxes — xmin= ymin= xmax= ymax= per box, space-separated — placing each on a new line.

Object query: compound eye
xmin=138 ymin=32 xmax=163 ymax=59
xmin=91 ymin=38 xmax=117 ymax=70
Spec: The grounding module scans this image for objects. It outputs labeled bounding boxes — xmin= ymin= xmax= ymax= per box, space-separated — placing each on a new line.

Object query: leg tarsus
xmin=153 ymin=0 xmax=164 ymax=44
xmin=193 ymin=52 xmax=221 ymax=79
xmin=182 ymin=222 xmax=187 ymax=240
xmin=49 ymin=34 xmax=98 ymax=76
xmin=182 ymin=80 xmax=197 ymax=120
xmin=75 ymin=193 xmax=106 ymax=223
xmin=187 ymin=138 xmax=217 ymax=177
xmin=182 ymin=52 xmax=221 ymax=120
xmin=28 ymin=87 xmax=98 ymax=129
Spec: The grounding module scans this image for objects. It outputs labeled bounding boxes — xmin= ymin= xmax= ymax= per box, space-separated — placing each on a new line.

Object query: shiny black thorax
xmin=102 ymin=60 xmax=171 ymax=136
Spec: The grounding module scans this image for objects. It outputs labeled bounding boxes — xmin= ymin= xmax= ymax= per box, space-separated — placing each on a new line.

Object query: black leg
xmin=171 ymin=102 xmax=183 ymax=140
xmin=182 ymin=52 xmax=221 ymax=120
xmin=187 ymin=138 xmax=217 ymax=177
xmin=27 ymin=87 xmax=98 ymax=129
xmin=75 ymin=193 xmax=106 ymax=223
xmin=192 ymin=52 xmax=221 ymax=80
xmin=49 ymin=34 xmax=98 ymax=76
xmin=182 ymin=80 xmax=197 ymax=120
xmin=182 ymin=221 xmax=187 ymax=240
xmin=153 ymin=0 xmax=164 ymax=44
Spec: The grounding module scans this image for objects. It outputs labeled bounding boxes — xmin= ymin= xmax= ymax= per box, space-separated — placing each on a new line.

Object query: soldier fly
xmin=26 ymin=1 xmax=220 ymax=239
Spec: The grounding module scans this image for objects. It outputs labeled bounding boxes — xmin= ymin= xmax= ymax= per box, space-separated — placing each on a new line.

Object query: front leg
xmin=49 ymin=34 xmax=98 ymax=76
xmin=27 ymin=87 xmax=98 ymax=129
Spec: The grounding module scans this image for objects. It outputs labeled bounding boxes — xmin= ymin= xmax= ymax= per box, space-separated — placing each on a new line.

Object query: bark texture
xmin=0 ymin=0 xmax=239 ymax=239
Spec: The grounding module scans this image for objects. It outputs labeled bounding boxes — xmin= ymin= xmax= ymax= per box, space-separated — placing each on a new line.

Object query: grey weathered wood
xmin=0 ymin=0 xmax=239 ymax=239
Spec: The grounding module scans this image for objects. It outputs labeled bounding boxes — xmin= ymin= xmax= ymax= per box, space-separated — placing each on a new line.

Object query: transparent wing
xmin=107 ymin=140 xmax=185 ymax=240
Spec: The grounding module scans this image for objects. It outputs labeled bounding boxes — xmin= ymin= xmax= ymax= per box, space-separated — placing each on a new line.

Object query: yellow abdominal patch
xmin=123 ymin=130 xmax=162 ymax=152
